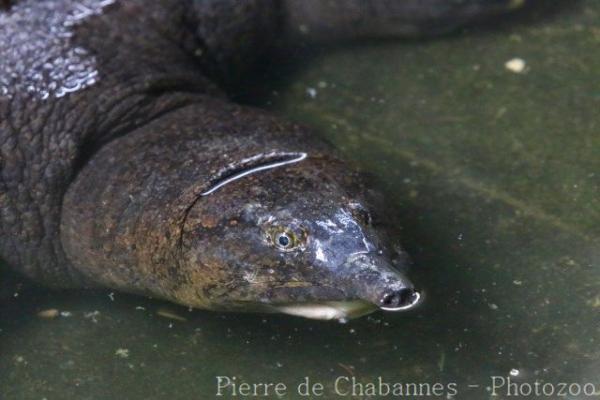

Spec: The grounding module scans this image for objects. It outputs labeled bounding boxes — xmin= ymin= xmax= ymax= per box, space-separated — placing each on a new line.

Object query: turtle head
xmin=178 ymin=152 xmax=421 ymax=320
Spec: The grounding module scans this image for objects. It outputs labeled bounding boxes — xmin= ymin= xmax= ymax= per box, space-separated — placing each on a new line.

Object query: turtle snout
xmin=340 ymin=252 xmax=422 ymax=312
xmin=379 ymin=287 xmax=421 ymax=311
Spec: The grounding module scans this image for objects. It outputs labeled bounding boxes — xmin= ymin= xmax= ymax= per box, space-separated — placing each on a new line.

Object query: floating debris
xmin=306 ymin=87 xmax=317 ymax=98
xmin=115 ymin=348 xmax=129 ymax=358
xmin=338 ymin=363 xmax=355 ymax=376
xmin=438 ymin=351 xmax=446 ymax=372
xmin=83 ymin=310 xmax=101 ymax=323
xmin=505 ymin=58 xmax=527 ymax=73
xmin=37 ymin=309 xmax=59 ymax=319
xmin=587 ymin=296 xmax=600 ymax=309
xmin=157 ymin=308 xmax=187 ymax=322
xmin=14 ymin=355 xmax=26 ymax=364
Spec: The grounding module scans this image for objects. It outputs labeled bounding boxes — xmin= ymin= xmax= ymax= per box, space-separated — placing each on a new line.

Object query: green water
xmin=1 ymin=2 xmax=599 ymax=399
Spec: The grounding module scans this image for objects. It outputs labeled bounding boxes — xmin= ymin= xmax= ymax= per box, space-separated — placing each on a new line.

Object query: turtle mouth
xmin=268 ymin=291 xmax=423 ymax=321
xmin=271 ymin=300 xmax=377 ymax=321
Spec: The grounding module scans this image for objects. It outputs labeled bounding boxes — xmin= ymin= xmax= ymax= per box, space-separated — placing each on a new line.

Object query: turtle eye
xmin=277 ymin=233 xmax=292 ymax=248
xmin=269 ymin=227 xmax=302 ymax=251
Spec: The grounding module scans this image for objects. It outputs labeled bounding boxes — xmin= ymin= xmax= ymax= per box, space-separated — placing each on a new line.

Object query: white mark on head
xmin=315 ymin=218 xmax=343 ymax=234
xmin=314 ymin=240 xmax=327 ymax=263
xmin=201 ymin=152 xmax=307 ymax=196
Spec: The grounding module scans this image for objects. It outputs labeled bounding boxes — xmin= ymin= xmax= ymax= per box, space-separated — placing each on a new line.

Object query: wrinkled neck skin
xmin=60 ymin=97 xmax=333 ymax=301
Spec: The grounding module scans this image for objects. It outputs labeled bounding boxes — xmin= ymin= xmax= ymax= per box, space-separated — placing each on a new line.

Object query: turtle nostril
xmin=379 ymin=288 xmax=420 ymax=311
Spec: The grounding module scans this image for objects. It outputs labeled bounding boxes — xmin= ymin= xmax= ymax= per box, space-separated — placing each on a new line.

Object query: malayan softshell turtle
xmin=0 ymin=0 xmax=524 ymax=320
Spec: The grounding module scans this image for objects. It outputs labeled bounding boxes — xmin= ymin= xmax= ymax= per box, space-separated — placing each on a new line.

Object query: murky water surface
xmin=1 ymin=2 xmax=598 ymax=399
